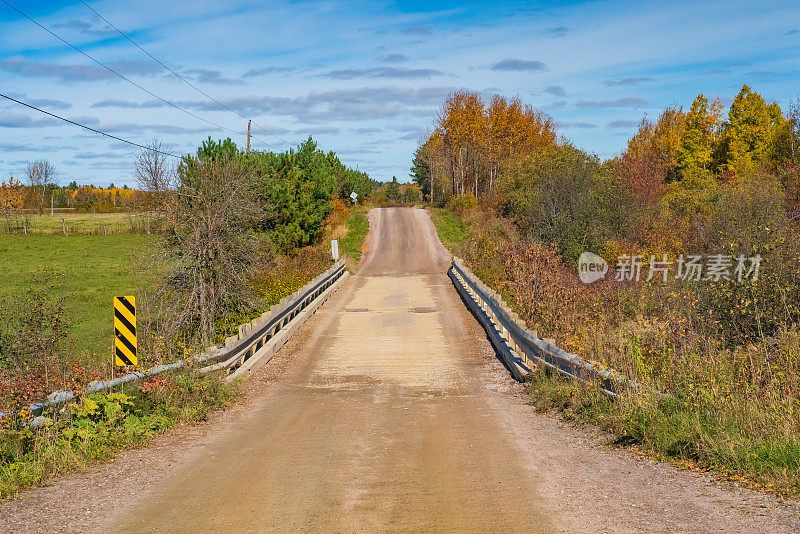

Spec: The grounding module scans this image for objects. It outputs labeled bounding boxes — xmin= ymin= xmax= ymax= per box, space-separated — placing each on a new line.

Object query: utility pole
xmin=51 ymin=194 xmax=54 ymax=216
xmin=247 ymin=120 xmax=251 ymax=154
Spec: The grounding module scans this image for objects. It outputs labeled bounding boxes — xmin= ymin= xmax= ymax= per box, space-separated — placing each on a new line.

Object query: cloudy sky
xmin=1 ymin=0 xmax=799 ymax=186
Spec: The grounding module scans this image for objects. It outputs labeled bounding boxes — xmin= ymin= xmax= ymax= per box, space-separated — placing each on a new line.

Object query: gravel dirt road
xmin=1 ymin=207 xmax=798 ymax=533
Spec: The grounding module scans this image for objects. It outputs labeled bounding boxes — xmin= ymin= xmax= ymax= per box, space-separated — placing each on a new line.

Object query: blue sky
xmin=1 ymin=0 xmax=799 ymax=186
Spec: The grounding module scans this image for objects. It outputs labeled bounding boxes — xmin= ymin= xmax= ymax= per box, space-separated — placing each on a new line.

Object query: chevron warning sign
xmin=113 ymin=296 xmax=137 ymax=367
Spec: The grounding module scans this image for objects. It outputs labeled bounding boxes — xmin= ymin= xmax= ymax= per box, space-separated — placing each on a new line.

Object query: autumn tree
xmin=420 ymin=131 xmax=448 ymax=201
xmin=0 ymin=177 xmax=25 ymax=229
xmin=720 ymin=85 xmax=784 ymax=173
xmin=436 ymin=90 xmax=487 ymax=197
xmin=768 ymin=97 xmax=800 ymax=171
xmin=486 ymin=95 xmax=556 ymax=191
xmin=626 ymin=107 xmax=686 ymax=181
xmin=610 ymin=148 xmax=669 ymax=247
xmin=25 ymin=159 xmax=56 ymax=213
xmin=422 ymin=91 xmax=556 ymax=202
xmin=679 ymin=94 xmax=723 ymax=172
xmin=74 ymin=186 xmax=97 ymax=212
xmin=614 ymin=102 xmax=718 ymax=252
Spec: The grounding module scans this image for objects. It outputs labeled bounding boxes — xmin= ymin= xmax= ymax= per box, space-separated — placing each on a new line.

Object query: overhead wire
xmin=79 ymin=0 xmax=291 ymax=148
xmin=0 ymin=92 xmax=181 ymax=158
xmin=0 ymin=0 xmax=252 ymax=144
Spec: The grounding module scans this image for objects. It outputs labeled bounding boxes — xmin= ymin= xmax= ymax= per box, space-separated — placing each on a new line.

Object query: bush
xmin=402 ymin=185 xmax=420 ymax=204
xmin=445 ymin=193 xmax=477 ymax=214
xmin=499 ymin=241 xmax=611 ymax=353
xmin=501 ymin=144 xmax=608 ymax=262
xmin=698 ymin=229 xmax=800 ymax=346
xmin=0 ymin=269 xmax=74 ymax=383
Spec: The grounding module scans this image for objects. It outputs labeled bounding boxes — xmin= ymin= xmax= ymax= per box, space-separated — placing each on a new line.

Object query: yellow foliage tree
xmin=424 ymin=91 xmax=556 ymax=200
xmin=0 ymin=177 xmax=25 ymax=222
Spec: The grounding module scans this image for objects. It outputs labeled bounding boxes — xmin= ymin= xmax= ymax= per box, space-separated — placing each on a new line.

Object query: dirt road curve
xmin=2 ymin=208 xmax=799 ymax=533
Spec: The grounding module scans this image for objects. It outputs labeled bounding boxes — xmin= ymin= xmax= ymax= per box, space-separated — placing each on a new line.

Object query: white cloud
xmin=1 ymin=0 xmax=798 ymax=183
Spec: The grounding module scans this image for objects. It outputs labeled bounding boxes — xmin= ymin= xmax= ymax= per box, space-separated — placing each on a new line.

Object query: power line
xmin=79 ymin=0 xmax=290 ymax=147
xmin=1 ymin=0 xmax=250 ymax=143
xmin=0 ymin=92 xmax=181 ymax=158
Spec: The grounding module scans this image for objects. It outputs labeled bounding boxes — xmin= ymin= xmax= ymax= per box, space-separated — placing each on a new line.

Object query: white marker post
xmin=331 ymin=239 xmax=339 ymax=261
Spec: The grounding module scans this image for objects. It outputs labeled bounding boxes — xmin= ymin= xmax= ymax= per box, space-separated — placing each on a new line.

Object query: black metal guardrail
xmin=449 ymin=257 xmax=636 ymax=397
xmin=10 ymin=260 xmax=347 ymax=419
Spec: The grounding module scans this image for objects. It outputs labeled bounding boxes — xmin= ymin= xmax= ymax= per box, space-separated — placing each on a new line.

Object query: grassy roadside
xmin=527 ymin=370 xmax=800 ymax=495
xmin=0 ymin=369 xmax=242 ymax=500
xmin=339 ymin=205 xmax=369 ymax=267
xmin=428 ymin=207 xmax=469 ymax=253
xmin=429 ymin=204 xmax=800 ymax=497
xmin=0 ymin=204 xmax=353 ymax=500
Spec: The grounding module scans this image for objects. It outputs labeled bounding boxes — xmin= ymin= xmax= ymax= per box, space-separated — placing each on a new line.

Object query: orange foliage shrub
xmin=0 ymin=361 xmax=103 ymax=413
xmin=326 ymin=199 xmax=350 ymax=230
xmin=497 ymin=242 xmax=612 ymax=355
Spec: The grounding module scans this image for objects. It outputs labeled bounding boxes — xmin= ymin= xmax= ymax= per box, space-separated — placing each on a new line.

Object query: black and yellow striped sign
xmin=113 ymin=296 xmax=137 ymax=367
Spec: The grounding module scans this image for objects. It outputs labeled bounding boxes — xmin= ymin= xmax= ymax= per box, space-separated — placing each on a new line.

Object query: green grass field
xmin=1 ymin=212 xmax=153 ymax=235
xmin=0 ymin=234 xmax=158 ymax=360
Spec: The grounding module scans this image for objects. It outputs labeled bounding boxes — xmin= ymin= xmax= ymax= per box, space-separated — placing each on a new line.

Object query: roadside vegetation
xmin=429 ymin=208 xmax=468 ymax=253
xmin=0 ymin=135 xmax=374 ymax=498
xmin=150 ymin=136 xmax=374 ymax=348
xmin=419 ymin=87 xmax=800 ymax=495
xmin=0 ymin=369 xmax=241 ymax=499
xmin=371 ymin=176 xmax=423 ymax=207
xmin=0 ymin=135 xmax=374 ymax=385
xmin=339 ymin=205 xmax=369 ymax=263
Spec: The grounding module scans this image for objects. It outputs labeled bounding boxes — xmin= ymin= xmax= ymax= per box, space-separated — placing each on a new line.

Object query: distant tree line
xmin=371 ymin=176 xmax=421 ymax=206
xmin=0 ymin=159 xmax=140 ymax=216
